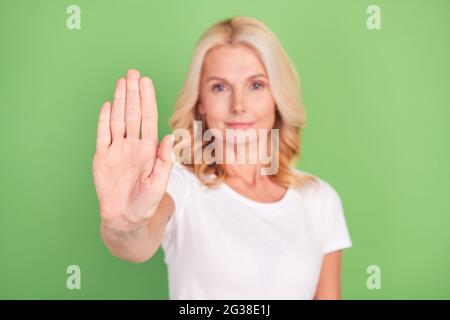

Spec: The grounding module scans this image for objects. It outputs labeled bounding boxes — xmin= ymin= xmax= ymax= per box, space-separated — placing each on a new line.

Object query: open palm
xmin=92 ymin=69 xmax=174 ymax=233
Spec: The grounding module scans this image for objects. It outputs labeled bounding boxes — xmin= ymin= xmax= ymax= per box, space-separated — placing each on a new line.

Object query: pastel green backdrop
xmin=1 ymin=0 xmax=449 ymax=299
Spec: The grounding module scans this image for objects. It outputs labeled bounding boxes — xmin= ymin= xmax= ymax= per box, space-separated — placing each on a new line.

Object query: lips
xmin=224 ymin=122 xmax=255 ymax=130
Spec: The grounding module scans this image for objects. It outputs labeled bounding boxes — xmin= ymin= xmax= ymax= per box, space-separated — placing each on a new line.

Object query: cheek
xmin=251 ymin=94 xmax=276 ymax=125
xmin=248 ymin=91 xmax=276 ymax=113
xmin=201 ymin=89 xmax=223 ymax=109
xmin=201 ymin=95 xmax=229 ymax=120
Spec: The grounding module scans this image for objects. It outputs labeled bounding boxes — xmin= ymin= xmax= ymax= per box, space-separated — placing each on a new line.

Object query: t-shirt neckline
xmin=220 ymin=182 xmax=293 ymax=210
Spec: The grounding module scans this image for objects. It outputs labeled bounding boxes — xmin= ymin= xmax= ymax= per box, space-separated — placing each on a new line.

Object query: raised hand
xmin=92 ymin=69 xmax=174 ymax=233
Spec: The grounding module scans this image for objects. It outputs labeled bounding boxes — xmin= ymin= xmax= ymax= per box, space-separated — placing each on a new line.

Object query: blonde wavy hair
xmin=169 ymin=16 xmax=317 ymax=190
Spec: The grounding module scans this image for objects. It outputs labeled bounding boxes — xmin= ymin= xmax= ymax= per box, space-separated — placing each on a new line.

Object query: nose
xmin=231 ymin=90 xmax=246 ymax=114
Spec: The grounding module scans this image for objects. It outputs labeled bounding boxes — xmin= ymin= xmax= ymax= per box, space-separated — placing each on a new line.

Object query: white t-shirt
xmin=161 ymin=162 xmax=352 ymax=300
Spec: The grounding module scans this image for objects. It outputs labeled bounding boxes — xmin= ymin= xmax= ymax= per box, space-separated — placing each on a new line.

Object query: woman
xmin=92 ymin=16 xmax=352 ymax=300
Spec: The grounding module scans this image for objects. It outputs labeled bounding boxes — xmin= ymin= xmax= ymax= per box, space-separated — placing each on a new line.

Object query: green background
xmin=1 ymin=0 xmax=449 ymax=299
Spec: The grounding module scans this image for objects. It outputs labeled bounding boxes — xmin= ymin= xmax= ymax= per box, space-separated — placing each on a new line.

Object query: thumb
xmin=148 ymin=134 xmax=175 ymax=189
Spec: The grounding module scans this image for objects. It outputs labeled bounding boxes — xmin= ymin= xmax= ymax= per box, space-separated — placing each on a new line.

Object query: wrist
xmin=100 ymin=216 xmax=148 ymax=236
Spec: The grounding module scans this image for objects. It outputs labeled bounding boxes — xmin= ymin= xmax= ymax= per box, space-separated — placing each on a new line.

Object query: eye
xmin=250 ymin=81 xmax=265 ymax=90
xmin=212 ymin=83 xmax=227 ymax=92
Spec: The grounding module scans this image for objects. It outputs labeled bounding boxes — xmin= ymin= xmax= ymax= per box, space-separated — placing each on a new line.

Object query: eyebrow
xmin=206 ymin=74 xmax=268 ymax=82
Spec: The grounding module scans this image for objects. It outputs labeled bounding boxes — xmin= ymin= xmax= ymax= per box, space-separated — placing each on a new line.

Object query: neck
xmin=220 ymin=137 xmax=273 ymax=184
xmin=224 ymin=163 xmax=264 ymax=185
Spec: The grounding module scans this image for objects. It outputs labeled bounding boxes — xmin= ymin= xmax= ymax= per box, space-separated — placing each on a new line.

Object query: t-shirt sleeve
xmin=161 ymin=162 xmax=190 ymax=252
xmin=320 ymin=181 xmax=353 ymax=254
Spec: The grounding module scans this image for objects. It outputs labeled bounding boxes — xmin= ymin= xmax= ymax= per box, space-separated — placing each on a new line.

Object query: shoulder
xmin=169 ymin=161 xmax=207 ymax=190
xmin=290 ymin=167 xmax=344 ymax=214
xmin=291 ymin=167 xmax=340 ymax=197
xmin=170 ymin=161 xmax=189 ymax=177
xmin=165 ymin=162 xmax=200 ymax=212
xmin=170 ymin=161 xmax=195 ymax=182
xmin=171 ymin=161 xmax=222 ymax=187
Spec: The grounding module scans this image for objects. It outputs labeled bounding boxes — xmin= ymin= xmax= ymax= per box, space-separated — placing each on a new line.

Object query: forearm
xmin=100 ymin=221 xmax=153 ymax=263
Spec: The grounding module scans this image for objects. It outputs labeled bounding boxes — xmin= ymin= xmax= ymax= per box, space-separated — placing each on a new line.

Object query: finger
xmin=96 ymin=101 xmax=112 ymax=153
xmin=149 ymin=134 xmax=175 ymax=188
xmin=111 ymin=78 xmax=126 ymax=140
xmin=125 ymin=69 xmax=141 ymax=140
xmin=140 ymin=77 xmax=158 ymax=146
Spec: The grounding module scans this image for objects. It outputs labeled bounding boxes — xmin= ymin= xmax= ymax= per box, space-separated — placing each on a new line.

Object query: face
xmin=198 ymin=44 xmax=277 ymax=143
